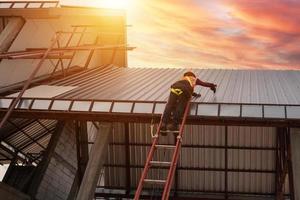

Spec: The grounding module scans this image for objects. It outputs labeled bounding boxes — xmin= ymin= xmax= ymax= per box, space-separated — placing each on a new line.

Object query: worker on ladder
xmin=161 ymin=71 xmax=217 ymax=134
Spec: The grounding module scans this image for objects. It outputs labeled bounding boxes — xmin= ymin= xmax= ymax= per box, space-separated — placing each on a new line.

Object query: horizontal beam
xmin=95 ymin=186 xmax=277 ymax=196
xmin=1 ymin=98 xmax=299 ymax=125
xmin=1 ymin=109 xmax=299 ymax=127
xmin=95 ymin=192 xmax=230 ymax=200
xmin=109 ymin=142 xmax=277 ymax=150
xmin=0 ymin=45 xmax=135 ymax=59
xmin=8 ymin=55 xmax=73 ymax=59
xmin=104 ymin=164 xmax=275 ymax=173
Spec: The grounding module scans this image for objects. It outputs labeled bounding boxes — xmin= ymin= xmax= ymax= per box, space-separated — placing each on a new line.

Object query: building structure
xmin=0 ymin=1 xmax=299 ymax=200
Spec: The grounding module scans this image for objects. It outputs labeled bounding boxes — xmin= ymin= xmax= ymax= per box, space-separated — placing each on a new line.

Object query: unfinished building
xmin=0 ymin=1 xmax=300 ymax=200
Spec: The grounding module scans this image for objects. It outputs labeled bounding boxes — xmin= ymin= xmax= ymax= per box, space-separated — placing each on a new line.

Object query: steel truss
xmin=0 ymin=24 xmax=132 ymax=129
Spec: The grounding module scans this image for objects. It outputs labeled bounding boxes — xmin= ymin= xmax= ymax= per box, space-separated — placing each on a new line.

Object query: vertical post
xmin=84 ymin=34 xmax=99 ymax=69
xmin=276 ymin=127 xmax=292 ymax=200
xmin=109 ymin=35 xmax=122 ymax=65
xmin=275 ymin=128 xmax=280 ymax=199
xmin=125 ymin=123 xmax=131 ymax=196
xmin=75 ymin=121 xmax=82 ymax=181
xmin=65 ymin=27 xmax=86 ymax=72
xmin=286 ymin=128 xmax=295 ymax=200
xmin=276 ymin=127 xmax=285 ymax=200
xmin=69 ymin=120 xmax=89 ymax=200
xmin=225 ymin=126 xmax=228 ymax=200
xmin=76 ymin=122 xmax=112 ymax=200
xmin=290 ymin=128 xmax=300 ymax=200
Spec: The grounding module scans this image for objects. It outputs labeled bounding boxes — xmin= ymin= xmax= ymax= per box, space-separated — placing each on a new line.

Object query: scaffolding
xmin=0 ymin=25 xmax=134 ymax=129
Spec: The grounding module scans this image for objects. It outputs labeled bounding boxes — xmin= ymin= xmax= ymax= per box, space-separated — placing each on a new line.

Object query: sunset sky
xmin=64 ymin=0 xmax=300 ymax=69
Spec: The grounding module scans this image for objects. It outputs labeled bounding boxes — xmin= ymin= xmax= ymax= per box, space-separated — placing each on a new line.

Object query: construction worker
xmin=161 ymin=71 xmax=217 ymax=134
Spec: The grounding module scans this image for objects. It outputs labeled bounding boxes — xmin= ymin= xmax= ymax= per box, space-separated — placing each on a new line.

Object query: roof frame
xmin=1 ymin=98 xmax=300 ymax=127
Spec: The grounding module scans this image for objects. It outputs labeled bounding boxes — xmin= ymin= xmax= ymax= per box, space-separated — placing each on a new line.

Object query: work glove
xmin=210 ymin=84 xmax=217 ymax=93
xmin=192 ymin=92 xmax=201 ymax=98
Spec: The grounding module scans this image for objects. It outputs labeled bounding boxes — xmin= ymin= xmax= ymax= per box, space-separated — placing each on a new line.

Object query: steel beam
xmin=124 ymin=123 xmax=131 ymax=195
xmin=2 ymin=110 xmax=300 ymax=128
xmin=287 ymin=128 xmax=295 ymax=200
xmin=104 ymin=163 xmax=275 ymax=173
xmin=224 ymin=126 xmax=228 ymax=200
xmin=110 ymin=142 xmax=276 ymax=150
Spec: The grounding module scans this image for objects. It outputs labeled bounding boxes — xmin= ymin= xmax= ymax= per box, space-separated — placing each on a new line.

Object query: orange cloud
xmin=128 ymin=0 xmax=300 ymax=69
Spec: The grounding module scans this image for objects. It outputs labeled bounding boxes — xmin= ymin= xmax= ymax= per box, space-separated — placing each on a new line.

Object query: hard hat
xmin=183 ymin=71 xmax=196 ymax=78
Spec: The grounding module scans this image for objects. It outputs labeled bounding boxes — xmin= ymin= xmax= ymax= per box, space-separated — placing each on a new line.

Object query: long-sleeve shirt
xmin=171 ymin=78 xmax=215 ymax=98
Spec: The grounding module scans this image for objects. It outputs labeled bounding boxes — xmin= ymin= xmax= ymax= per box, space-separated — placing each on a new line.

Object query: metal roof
xmin=0 ymin=66 xmax=296 ymax=198
xmin=49 ymin=66 xmax=300 ymax=105
xmin=1 ymin=66 xmax=300 ymax=125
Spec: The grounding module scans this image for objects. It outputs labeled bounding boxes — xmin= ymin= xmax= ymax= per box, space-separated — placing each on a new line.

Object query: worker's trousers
xmin=162 ymin=91 xmax=189 ymax=126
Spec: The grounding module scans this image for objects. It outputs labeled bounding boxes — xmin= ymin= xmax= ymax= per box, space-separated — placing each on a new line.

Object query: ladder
xmin=134 ymin=96 xmax=193 ymax=200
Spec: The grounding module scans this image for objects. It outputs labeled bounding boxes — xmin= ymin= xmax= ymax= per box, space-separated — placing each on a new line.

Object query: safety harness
xmin=171 ymin=76 xmax=195 ymax=96
xmin=171 ymin=88 xmax=183 ymax=96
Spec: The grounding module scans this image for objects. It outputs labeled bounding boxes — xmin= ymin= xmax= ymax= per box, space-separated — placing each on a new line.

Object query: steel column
xmin=224 ymin=126 xmax=228 ymax=200
xmin=125 ymin=123 xmax=131 ymax=195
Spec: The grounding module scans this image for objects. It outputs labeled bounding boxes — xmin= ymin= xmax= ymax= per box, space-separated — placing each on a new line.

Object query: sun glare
xmin=98 ymin=0 xmax=133 ymax=9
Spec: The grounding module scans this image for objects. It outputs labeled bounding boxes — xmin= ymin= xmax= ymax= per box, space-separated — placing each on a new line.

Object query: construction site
xmin=0 ymin=1 xmax=299 ymax=200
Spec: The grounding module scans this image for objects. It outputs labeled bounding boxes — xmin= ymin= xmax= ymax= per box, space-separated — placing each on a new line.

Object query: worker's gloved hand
xmin=192 ymin=92 xmax=201 ymax=98
xmin=210 ymin=84 xmax=217 ymax=93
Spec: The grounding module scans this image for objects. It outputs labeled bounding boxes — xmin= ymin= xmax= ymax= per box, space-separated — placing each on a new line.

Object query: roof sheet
xmin=0 ymin=119 xmax=57 ymax=164
xmin=50 ymin=66 xmax=300 ymax=105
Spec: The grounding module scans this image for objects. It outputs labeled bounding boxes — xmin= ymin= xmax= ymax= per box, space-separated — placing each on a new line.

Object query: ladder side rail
xmin=161 ymin=97 xmax=192 ymax=200
xmin=134 ymin=118 xmax=163 ymax=200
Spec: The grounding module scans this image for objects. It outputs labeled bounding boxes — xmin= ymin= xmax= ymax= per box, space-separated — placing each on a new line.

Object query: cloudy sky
xmin=64 ymin=0 xmax=299 ymax=69
xmin=124 ymin=0 xmax=300 ymax=69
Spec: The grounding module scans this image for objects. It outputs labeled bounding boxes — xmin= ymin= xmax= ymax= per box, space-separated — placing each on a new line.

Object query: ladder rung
xmin=155 ymin=144 xmax=176 ymax=149
xmin=150 ymin=161 xmax=171 ymax=166
xmin=160 ymin=130 xmax=180 ymax=133
xmin=144 ymin=179 xmax=166 ymax=184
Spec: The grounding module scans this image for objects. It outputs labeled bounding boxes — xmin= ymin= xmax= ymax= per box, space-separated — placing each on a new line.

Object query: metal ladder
xmin=134 ymin=96 xmax=193 ymax=200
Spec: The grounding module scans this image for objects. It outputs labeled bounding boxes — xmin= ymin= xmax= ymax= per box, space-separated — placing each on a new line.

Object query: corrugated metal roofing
xmin=97 ymin=122 xmax=290 ymax=197
xmin=50 ymin=66 xmax=300 ymax=105
xmin=0 ymin=119 xmax=57 ymax=164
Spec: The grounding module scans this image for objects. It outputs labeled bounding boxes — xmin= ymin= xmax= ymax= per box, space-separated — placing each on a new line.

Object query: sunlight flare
xmin=98 ymin=0 xmax=133 ymax=9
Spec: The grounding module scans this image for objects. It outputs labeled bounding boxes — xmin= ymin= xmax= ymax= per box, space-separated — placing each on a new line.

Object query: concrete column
xmin=0 ymin=17 xmax=25 ymax=53
xmin=76 ymin=122 xmax=112 ymax=200
xmin=290 ymin=128 xmax=300 ymax=200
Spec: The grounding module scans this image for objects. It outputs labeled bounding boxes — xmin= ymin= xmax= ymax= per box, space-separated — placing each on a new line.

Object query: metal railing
xmin=0 ymin=97 xmax=300 ymax=121
xmin=0 ymin=1 xmax=59 ymax=9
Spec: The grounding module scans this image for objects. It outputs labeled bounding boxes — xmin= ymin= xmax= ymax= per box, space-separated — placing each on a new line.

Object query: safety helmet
xmin=183 ymin=71 xmax=196 ymax=78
